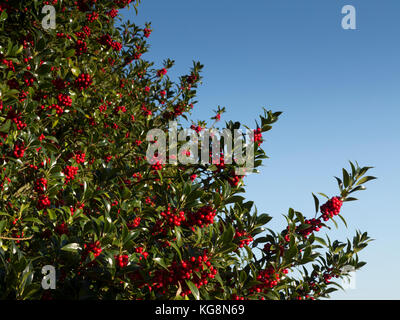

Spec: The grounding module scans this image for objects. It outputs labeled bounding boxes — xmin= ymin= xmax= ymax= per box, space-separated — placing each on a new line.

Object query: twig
xmin=0 ymin=235 xmax=33 ymax=241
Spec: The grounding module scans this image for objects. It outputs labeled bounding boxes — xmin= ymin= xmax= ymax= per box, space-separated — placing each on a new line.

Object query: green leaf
xmin=331 ymin=217 xmax=339 ymax=229
xmin=169 ymin=242 xmax=182 ymax=261
xmin=314 ymin=237 xmax=327 ymax=246
xmin=356 ymin=176 xmax=377 ymax=186
xmin=71 ymin=67 xmax=80 ymax=77
xmin=36 ymin=37 xmax=46 ymax=52
xmin=37 ymin=63 xmax=52 ymax=75
xmin=343 ymin=197 xmax=358 ymax=202
xmin=337 ymin=214 xmax=348 ymax=228
xmin=342 ymin=169 xmax=350 ymax=188
xmin=288 ymin=208 xmax=294 ymax=220
xmin=221 ymin=224 xmax=234 ymax=246
xmin=174 ymin=226 xmax=183 ymax=247
xmin=61 ymin=243 xmax=81 ymax=252
xmin=0 ymin=120 xmax=11 ymax=133
xmin=244 ymin=245 xmax=253 ymax=260
xmin=285 ymin=243 xmax=298 ymax=260
xmin=65 ymin=49 xmax=75 ymax=58
xmin=312 ymin=193 xmax=319 ymax=214
xmin=185 ymin=280 xmax=200 ymax=300
xmin=47 ymin=209 xmax=57 ymax=221
xmin=225 ymin=195 xmax=245 ymax=205
xmin=153 ymin=257 xmax=168 ymax=270
xmin=0 ymin=10 xmax=8 ymax=22
xmin=0 ymin=220 xmax=6 ymax=233
xmin=349 ymin=161 xmax=356 ymax=177
xmin=335 ymin=177 xmax=343 ymax=190
xmin=348 ymin=185 xmax=366 ymax=194
xmin=23 ymin=217 xmax=44 ymax=225
xmin=51 ymin=119 xmax=59 ymax=129
xmin=256 ymin=213 xmax=272 ymax=226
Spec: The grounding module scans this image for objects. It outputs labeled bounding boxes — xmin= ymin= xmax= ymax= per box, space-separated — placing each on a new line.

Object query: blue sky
xmin=122 ymin=0 xmax=400 ymax=299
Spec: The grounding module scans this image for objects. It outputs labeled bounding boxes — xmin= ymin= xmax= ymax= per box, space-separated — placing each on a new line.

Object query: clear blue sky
xmin=122 ymin=0 xmax=400 ymax=299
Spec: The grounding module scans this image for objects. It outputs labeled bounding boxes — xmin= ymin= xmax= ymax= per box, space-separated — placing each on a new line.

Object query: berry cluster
xmin=56 ymin=32 xmax=71 ymax=39
xmin=114 ymin=254 xmax=129 ymax=268
xmin=253 ymin=127 xmax=262 ymax=146
xmin=112 ymin=41 xmax=122 ymax=51
xmin=152 ymin=253 xmax=217 ymax=297
xmin=23 ymin=71 xmax=35 ymax=87
xmin=234 ymin=229 xmax=253 ymax=248
xmin=320 ymin=197 xmax=343 ymax=221
xmin=213 ymin=153 xmax=225 ymax=171
xmin=322 ymin=268 xmax=339 ymax=283
xmin=18 ymin=90 xmax=28 ymax=102
xmin=46 ymin=103 xmax=64 ymax=115
xmin=151 ymin=160 xmax=163 ymax=171
xmin=75 ymin=26 xmax=91 ymax=39
xmin=55 ymin=222 xmax=69 ymax=235
xmin=34 ymin=178 xmax=48 ymax=194
xmin=141 ymin=104 xmax=152 ymax=117
xmin=11 ymin=231 xmax=25 ymax=244
xmin=185 ymin=206 xmax=217 ymax=230
xmin=143 ymin=28 xmax=152 ymax=38
xmin=86 ymin=11 xmax=99 ymax=22
xmin=63 ymin=166 xmax=78 ymax=184
xmin=74 ymin=152 xmax=86 ymax=164
xmin=52 ymin=78 xmax=69 ymax=90
xmin=104 ymin=154 xmax=112 ymax=163
xmin=228 ymin=171 xmax=243 ymax=187
xmin=172 ymin=104 xmax=185 ymax=117
xmin=97 ymin=33 xmax=122 ymax=51
xmin=160 ymin=206 xmax=186 ymax=227
xmin=107 ymin=9 xmax=119 ymax=19
xmin=190 ymin=124 xmax=203 ymax=133
xmin=115 ymin=0 xmax=134 ymax=8
xmin=43 ymin=0 xmax=58 ymax=5
xmin=163 ymin=104 xmax=185 ymax=119
xmin=12 ymin=141 xmax=26 ymax=158
xmin=74 ymin=73 xmax=92 ymax=91
xmin=250 ymin=267 xmax=282 ymax=294
xmin=2 ymin=58 xmax=15 ymax=72
xmin=134 ymin=246 xmax=149 ymax=260
xmin=57 ymin=93 xmax=72 ymax=107
xmin=186 ymin=73 xmax=198 ymax=85
xmin=298 ymin=218 xmax=323 ymax=238
xmin=0 ymin=176 xmax=11 ymax=190
xmin=113 ymin=105 xmax=127 ymax=114
xmin=127 ymin=217 xmax=141 ymax=229
xmin=37 ymin=194 xmax=51 ymax=210
xmin=6 ymin=109 xmax=27 ymax=130
xmin=132 ymin=172 xmax=142 ymax=181
xmin=75 ymin=0 xmax=97 ymax=11
xmin=81 ymin=241 xmax=102 ymax=262
xmin=231 ymin=294 xmax=246 ymax=300
xmin=157 ymin=68 xmax=167 ymax=77
xmin=75 ymin=40 xmax=88 ymax=56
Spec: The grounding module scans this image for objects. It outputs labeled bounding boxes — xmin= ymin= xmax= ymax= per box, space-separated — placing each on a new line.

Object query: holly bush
xmin=0 ymin=0 xmax=376 ymax=300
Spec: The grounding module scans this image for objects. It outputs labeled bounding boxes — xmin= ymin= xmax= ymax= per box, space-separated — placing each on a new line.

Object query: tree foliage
xmin=0 ymin=0 xmax=375 ymax=300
